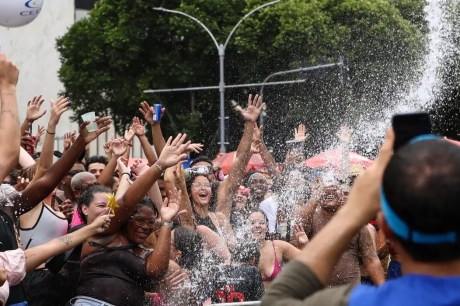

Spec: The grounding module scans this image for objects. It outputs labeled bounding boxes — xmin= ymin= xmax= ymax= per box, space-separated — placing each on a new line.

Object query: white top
xmin=259 ymin=196 xmax=278 ymax=233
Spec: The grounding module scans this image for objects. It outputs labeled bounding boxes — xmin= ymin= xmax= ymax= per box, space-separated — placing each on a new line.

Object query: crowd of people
xmin=1 ymin=51 xmax=459 ymax=306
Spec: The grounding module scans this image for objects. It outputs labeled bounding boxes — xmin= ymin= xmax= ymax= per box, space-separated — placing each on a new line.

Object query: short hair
xmin=85 ymin=155 xmax=108 ymax=170
xmin=189 ymin=156 xmax=213 ymax=168
xmin=71 ymin=172 xmax=96 ymax=191
xmin=383 ymin=139 xmax=460 ymax=262
xmin=77 ymin=184 xmax=111 ymax=223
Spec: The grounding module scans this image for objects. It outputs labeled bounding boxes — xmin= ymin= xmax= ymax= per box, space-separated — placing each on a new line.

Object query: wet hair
xmin=77 ymin=184 xmax=111 ymax=223
xmin=185 ymin=173 xmax=210 ymax=197
xmin=173 ymin=226 xmax=203 ymax=270
xmin=189 ymin=156 xmax=213 ymax=168
xmin=383 ymin=139 xmax=460 ymax=262
xmin=85 ymin=155 xmax=108 ymax=170
xmin=231 ymin=242 xmax=260 ymax=265
xmin=248 ymin=209 xmax=269 ymax=224
xmin=134 ymin=197 xmax=159 ymax=218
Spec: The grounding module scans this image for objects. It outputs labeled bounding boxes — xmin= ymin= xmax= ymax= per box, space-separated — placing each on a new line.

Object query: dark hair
xmin=185 ymin=173 xmax=210 ymax=197
xmin=134 ymin=197 xmax=159 ymax=218
xmin=189 ymin=156 xmax=213 ymax=168
xmin=173 ymin=226 xmax=203 ymax=270
xmin=383 ymin=140 xmax=460 ymax=262
xmin=77 ymin=184 xmax=112 ymax=223
xmin=231 ymin=242 xmax=260 ymax=265
xmin=85 ymin=155 xmax=109 ymax=170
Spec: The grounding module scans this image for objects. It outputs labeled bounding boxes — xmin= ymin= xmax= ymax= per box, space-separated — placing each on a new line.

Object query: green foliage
xmin=57 ymin=0 xmax=427 ymax=157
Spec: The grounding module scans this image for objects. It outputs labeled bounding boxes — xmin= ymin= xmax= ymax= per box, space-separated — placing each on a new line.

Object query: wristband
xmin=46 ymin=130 xmax=56 ymax=135
xmin=161 ymin=221 xmax=174 ymax=228
xmin=121 ymin=172 xmax=130 ymax=177
xmin=154 ymin=162 xmax=163 ymax=173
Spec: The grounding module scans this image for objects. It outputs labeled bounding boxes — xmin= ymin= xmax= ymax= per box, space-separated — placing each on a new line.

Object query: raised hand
xmin=34 ymin=125 xmax=45 ymax=148
xmin=117 ymin=156 xmax=130 ymax=174
xmin=112 ymin=138 xmax=127 ymax=157
xmin=13 ymin=176 xmax=30 ymax=192
xmin=131 ymin=159 xmax=149 ymax=177
xmin=132 ymin=116 xmax=146 ymax=136
xmin=185 ymin=143 xmax=204 ymax=153
xmin=139 ymin=101 xmax=165 ymax=126
xmin=0 ymin=53 xmax=19 ymax=87
xmin=235 ymin=94 xmax=265 ymax=122
xmin=26 ymin=95 xmax=46 ymax=122
xmin=79 ymin=115 xmax=112 ymax=144
xmin=294 ymin=123 xmax=309 ymax=142
xmin=63 ymin=131 xmax=77 ymax=151
xmin=124 ymin=123 xmax=136 ymax=143
xmin=160 ymin=188 xmax=186 ymax=222
xmin=103 ymin=139 xmax=113 ymax=158
xmin=49 ymin=96 xmax=70 ymax=127
xmin=156 ymin=133 xmax=190 ymax=169
xmin=292 ymin=224 xmax=309 ymax=246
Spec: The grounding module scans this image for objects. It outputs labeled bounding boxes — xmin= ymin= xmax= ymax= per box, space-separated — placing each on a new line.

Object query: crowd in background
xmin=1 ymin=51 xmax=459 ymax=306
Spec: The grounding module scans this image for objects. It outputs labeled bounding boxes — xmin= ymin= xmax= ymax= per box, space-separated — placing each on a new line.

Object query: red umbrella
xmin=304 ymin=149 xmax=372 ymax=169
xmin=219 ymin=151 xmax=266 ymax=175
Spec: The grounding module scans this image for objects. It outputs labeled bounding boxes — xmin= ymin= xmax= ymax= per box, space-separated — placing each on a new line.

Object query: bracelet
xmin=154 ymin=163 xmax=163 ymax=173
xmin=121 ymin=172 xmax=130 ymax=177
xmin=46 ymin=130 xmax=56 ymax=135
xmin=161 ymin=221 xmax=174 ymax=228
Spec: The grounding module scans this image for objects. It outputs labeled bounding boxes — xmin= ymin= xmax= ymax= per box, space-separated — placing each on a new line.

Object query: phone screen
xmin=392 ymin=113 xmax=432 ymax=151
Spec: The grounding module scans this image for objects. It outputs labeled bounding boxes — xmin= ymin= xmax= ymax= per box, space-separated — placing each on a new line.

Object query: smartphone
xmin=392 ymin=113 xmax=432 ymax=151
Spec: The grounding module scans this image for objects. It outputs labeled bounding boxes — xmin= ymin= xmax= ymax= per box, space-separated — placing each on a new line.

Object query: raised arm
xmin=163 ymin=164 xmax=195 ymax=229
xmin=20 ymin=95 xmax=46 ymax=139
xmin=253 ymin=124 xmax=280 ymax=178
xmin=106 ymin=134 xmax=190 ymax=233
xmin=32 ymin=96 xmax=70 ymax=182
xmin=0 ymin=54 xmax=20 ymax=182
xmin=139 ymin=101 xmax=166 ymax=157
xmin=16 ymin=117 xmax=112 ymax=214
xmin=216 ymin=94 xmax=264 ymax=217
xmin=132 ymin=116 xmax=157 ymax=165
xmin=146 ymin=188 xmax=185 ymax=277
xmin=98 ymin=138 xmax=127 ymax=187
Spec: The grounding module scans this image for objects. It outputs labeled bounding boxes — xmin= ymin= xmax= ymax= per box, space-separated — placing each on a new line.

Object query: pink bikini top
xmin=262 ymin=240 xmax=282 ymax=282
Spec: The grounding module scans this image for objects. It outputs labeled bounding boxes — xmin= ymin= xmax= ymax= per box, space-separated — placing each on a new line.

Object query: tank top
xmin=78 ymin=245 xmax=154 ymax=306
xmin=261 ymin=240 xmax=282 ymax=282
xmin=20 ymin=203 xmax=68 ymax=250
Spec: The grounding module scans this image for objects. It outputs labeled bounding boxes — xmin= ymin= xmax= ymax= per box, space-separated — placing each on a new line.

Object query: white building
xmin=0 ymin=0 xmax=144 ymax=156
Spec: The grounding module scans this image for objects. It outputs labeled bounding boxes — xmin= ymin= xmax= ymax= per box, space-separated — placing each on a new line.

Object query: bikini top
xmin=262 ymin=240 xmax=282 ymax=282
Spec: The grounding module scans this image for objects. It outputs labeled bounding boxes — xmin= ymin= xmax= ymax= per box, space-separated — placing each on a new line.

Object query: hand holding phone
xmin=392 ymin=112 xmax=432 ymax=151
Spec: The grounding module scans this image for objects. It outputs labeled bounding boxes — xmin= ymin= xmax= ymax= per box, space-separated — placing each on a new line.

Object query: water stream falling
xmin=355 ymin=0 xmax=455 ymax=153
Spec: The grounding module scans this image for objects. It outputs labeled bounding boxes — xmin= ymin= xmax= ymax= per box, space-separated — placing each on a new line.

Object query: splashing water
xmin=355 ymin=0 xmax=455 ymax=154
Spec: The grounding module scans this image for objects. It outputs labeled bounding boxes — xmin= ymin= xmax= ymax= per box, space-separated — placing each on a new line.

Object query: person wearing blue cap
xmin=262 ymin=129 xmax=460 ymax=306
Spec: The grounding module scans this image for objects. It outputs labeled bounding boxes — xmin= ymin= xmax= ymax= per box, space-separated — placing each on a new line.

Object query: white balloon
xmin=0 ymin=0 xmax=44 ymax=27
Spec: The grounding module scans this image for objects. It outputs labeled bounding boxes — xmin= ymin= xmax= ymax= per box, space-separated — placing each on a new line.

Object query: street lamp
xmin=259 ymin=59 xmax=344 ymax=126
xmin=153 ymin=0 xmax=282 ymax=153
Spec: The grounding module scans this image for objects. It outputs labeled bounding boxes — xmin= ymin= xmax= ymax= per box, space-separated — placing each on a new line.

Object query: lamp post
xmin=153 ymin=0 xmax=281 ymax=153
xmin=259 ymin=59 xmax=344 ymax=126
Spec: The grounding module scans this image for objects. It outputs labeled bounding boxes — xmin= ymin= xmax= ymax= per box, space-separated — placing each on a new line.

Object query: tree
xmin=57 ymin=0 xmax=426 ymax=158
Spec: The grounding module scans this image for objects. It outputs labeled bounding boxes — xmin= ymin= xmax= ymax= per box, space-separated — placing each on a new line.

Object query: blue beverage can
xmin=153 ymin=104 xmax=162 ymax=122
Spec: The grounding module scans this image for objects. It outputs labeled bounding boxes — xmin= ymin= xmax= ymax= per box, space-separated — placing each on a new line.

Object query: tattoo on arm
xmin=59 ymin=234 xmax=73 ymax=246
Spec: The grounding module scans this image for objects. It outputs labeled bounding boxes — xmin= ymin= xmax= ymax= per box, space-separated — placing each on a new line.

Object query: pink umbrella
xmin=304 ymin=149 xmax=372 ymax=169
xmin=219 ymin=151 xmax=266 ymax=175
